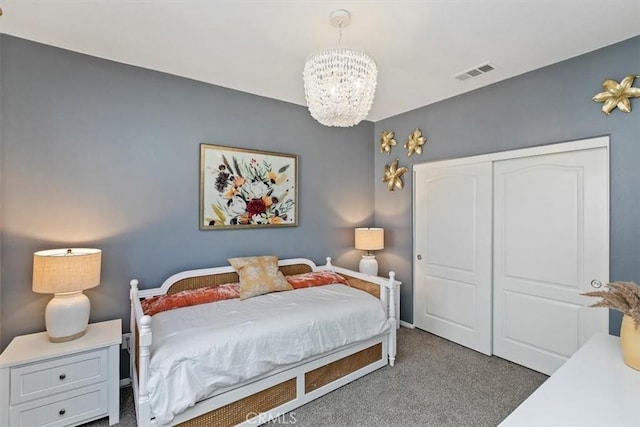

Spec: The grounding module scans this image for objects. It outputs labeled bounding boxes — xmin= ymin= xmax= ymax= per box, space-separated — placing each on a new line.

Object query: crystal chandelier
xmin=303 ymin=10 xmax=378 ymax=127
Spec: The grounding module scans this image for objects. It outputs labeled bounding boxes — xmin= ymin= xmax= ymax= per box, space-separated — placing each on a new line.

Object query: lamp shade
xmin=33 ymin=248 xmax=101 ymax=294
xmin=355 ymin=228 xmax=384 ymax=251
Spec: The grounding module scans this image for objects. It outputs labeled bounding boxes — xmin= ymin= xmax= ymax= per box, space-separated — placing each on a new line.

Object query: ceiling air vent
xmin=453 ymin=62 xmax=496 ymax=81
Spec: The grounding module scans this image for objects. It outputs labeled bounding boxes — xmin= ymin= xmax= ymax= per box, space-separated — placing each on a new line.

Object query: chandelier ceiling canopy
xmin=303 ymin=10 xmax=378 ymax=128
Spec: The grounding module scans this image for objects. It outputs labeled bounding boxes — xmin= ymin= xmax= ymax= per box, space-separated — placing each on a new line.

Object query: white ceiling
xmin=1 ymin=1 xmax=639 ymax=122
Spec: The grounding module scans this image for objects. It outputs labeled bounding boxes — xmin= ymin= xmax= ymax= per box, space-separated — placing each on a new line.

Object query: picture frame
xmin=200 ymin=144 xmax=298 ymax=230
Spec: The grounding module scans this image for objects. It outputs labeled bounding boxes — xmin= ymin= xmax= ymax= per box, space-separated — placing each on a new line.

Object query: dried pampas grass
xmin=583 ymin=281 xmax=640 ymax=328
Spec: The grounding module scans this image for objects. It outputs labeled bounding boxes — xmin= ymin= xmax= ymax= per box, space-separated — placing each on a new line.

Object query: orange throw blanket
xmin=141 ymin=270 xmax=349 ymax=316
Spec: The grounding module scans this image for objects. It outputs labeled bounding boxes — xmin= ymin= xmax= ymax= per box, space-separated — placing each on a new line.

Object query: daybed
xmin=129 ymin=257 xmax=399 ymax=427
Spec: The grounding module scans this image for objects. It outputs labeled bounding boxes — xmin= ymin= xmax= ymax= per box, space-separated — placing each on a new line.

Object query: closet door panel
xmin=426 ymin=278 xmax=477 ymax=329
xmin=501 ymin=166 xmax=580 ymax=287
xmin=414 ymin=162 xmax=492 ymax=355
xmin=493 ymin=147 xmax=609 ymax=375
xmin=502 ymin=290 xmax=580 ymax=357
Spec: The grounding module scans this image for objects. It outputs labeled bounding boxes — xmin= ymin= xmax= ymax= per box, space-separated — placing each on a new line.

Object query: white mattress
xmin=147 ymin=284 xmax=391 ymax=425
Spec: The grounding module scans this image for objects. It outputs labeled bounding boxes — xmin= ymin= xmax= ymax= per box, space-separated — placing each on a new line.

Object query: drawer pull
xmin=59 ymin=373 xmax=66 ymax=380
xmin=59 ymin=408 xmax=66 ymax=416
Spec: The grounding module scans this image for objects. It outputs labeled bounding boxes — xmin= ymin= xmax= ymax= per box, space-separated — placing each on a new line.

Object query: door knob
xmin=590 ymin=279 xmax=603 ymax=289
xmin=417 ymin=254 xmax=422 ymax=260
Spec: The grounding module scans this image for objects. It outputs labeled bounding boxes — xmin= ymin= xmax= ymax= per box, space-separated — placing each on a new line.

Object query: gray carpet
xmin=82 ymin=328 xmax=547 ymax=426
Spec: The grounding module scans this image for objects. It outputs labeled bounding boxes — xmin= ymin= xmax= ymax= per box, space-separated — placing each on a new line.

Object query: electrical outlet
xmin=122 ymin=333 xmax=131 ymax=352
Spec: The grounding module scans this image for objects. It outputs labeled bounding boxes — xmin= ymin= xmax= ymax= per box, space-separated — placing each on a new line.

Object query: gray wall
xmin=0 ymin=35 xmax=375 ymax=350
xmin=1 ymin=33 xmax=638 ymax=354
xmin=374 ymin=36 xmax=640 ymax=335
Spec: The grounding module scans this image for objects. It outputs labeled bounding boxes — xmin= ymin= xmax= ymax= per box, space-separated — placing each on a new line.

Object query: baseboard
xmin=399 ymin=320 xmax=415 ymax=329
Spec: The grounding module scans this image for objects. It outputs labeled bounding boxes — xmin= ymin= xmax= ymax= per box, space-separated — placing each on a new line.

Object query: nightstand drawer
xmin=10 ymin=349 xmax=107 ymax=404
xmin=10 ymin=382 xmax=107 ymax=427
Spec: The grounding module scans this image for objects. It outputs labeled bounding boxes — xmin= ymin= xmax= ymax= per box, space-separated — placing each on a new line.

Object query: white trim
xmin=413 ymin=135 xmax=610 ymax=172
xmin=120 ymin=378 xmax=132 ymax=388
xmin=399 ymin=320 xmax=415 ymax=329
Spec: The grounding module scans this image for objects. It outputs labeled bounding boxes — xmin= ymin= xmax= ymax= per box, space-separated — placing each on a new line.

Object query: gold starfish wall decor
xmin=379 ymin=130 xmax=397 ymax=155
xmin=382 ymin=159 xmax=409 ymax=191
xmin=592 ymin=75 xmax=640 ymax=115
xmin=404 ymin=128 xmax=427 ymax=156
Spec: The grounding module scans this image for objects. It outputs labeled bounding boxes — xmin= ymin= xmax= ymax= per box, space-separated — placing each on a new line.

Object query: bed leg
xmin=388 ymin=319 xmax=397 ymax=367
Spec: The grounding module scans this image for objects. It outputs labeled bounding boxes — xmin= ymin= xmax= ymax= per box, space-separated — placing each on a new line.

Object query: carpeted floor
xmin=81 ymin=327 xmax=547 ymax=426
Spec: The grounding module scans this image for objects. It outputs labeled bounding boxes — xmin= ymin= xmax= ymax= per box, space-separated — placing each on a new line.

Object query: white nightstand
xmin=0 ymin=319 xmax=122 ymax=427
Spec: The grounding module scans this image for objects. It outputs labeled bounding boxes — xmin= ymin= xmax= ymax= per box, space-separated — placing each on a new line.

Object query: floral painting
xmin=200 ymin=144 xmax=297 ymax=230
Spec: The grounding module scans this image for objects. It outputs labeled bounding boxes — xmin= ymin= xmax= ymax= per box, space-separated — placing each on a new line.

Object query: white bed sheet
xmin=147 ymin=284 xmax=391 ymax=425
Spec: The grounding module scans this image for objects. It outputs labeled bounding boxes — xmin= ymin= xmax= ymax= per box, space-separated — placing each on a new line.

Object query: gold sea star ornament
xmin=380 ymin=130 xmax=397 ymax=154
xmin=592 ymin=75 xmax=640 ymax=115
xmin=382 ymin=159 xmax=409 ymax=191
xmin=404 ymin=128 xmax=427 ymax=156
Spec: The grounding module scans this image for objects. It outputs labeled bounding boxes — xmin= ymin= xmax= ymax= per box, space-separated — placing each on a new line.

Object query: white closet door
xmin=493 ymin=147 xmax=609 ymax=375
xmin=414 ymin=162 xmax=493 ymax=355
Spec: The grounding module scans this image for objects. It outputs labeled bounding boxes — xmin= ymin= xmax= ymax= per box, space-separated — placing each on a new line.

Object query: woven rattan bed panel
xmin=304 ymin=343 xmax=382 ymax=393
xmin=177 ymin=378 xmax=296 ymax=427
xmin=341 ymin=274 xmax=381 ymax=299
xmin=167 ymin=264 xmax=313 ymax=294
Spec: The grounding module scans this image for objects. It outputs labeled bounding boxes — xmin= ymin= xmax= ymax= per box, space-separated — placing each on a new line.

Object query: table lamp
xmin=355 ymin=228 xmax=384 ymax=276
xmin=33 ymin=248 xmax=102 ymax=342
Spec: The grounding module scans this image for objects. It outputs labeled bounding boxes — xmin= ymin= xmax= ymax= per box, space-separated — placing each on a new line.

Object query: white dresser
xmin=0 ymin=319 xmax=121 ymax=427
xmin=500 ymin=333 xmax=640 ymax=426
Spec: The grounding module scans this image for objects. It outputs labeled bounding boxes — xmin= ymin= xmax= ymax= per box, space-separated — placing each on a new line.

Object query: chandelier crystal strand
xmin=302 ymin=10 xmax=378 ymax=127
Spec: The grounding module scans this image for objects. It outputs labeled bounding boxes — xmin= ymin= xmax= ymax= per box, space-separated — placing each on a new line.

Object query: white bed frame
xmin=129 ymin=257 xmax=398 ymax=427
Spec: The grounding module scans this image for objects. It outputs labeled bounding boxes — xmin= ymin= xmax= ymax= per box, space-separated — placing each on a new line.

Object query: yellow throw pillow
xmin=228 ymin=256 xmax=293 ymax=300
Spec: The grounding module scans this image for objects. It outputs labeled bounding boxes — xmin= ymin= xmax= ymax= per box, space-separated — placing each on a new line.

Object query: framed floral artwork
xmin=200 ymin=144 xmax=298 ymax=230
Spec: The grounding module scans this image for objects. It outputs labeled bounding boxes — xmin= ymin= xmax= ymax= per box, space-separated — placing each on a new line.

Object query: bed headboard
xmin=133 ymin=257 xmax=392 ymax=303
xmin=164 ymin=264 xmax=382 ymax=300
xmin=166 ymin=263 xmax=313 ymax=294
xmin=135 ymin=258 xmax=318 ymax=299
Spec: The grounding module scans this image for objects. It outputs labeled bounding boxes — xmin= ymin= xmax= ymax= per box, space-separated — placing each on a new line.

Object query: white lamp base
xmin=45 ymin=291 xmax=90 ymax=343
xmin=359 ymin=255 xmax=379 ymax=276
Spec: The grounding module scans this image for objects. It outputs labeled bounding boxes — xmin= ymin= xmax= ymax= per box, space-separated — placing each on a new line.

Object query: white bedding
xmin=147 ymin=284 xmax=391 ymax=425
